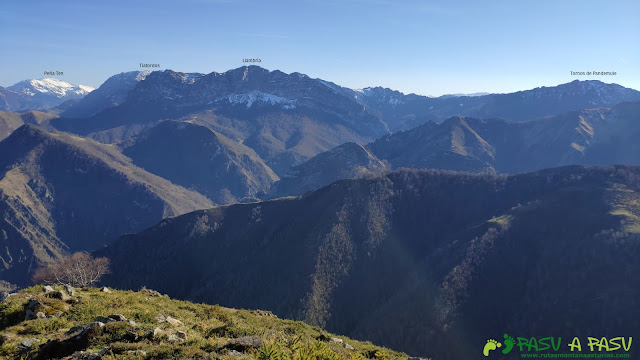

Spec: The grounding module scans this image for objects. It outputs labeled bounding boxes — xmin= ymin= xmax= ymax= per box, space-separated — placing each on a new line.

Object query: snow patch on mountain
xmin=175 ymin=72 xmax=203 ymax=84
xmin=78 ymin=85 xmax=95 ymax=93
xmin=219 ymin=91 xmax=296 ymax=109
xmin=135 ymin=71 xmax=152 ymax=82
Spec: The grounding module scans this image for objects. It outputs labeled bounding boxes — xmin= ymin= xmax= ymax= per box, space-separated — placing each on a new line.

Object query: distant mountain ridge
xmin=354 ymin=80 xmax=640 ymax=132
xmin=49 ymin=67 xmax=640 ymax=176
xmin=440 ymin=92 xmax=490 ymax=98
xmin=270 ymin=101 xmax=640 ymax=197
xmin=0 ymin=78 xmax=93 ymax=112
xmin=60 ymin=71 xmax=150 ymax=118
xmin=8 ymin=78 xmax=93 ymax=98
xmin=53 ymin=66 xmax=387 ymax=174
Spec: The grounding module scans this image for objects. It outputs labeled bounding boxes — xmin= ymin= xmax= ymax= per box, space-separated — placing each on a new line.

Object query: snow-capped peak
xmin=8 ymin=78 xmax=95 ymax=98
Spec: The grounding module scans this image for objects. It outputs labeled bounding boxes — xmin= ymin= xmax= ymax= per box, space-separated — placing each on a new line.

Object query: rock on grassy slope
xmin=0 ymin=286 xmax=410 ymax=360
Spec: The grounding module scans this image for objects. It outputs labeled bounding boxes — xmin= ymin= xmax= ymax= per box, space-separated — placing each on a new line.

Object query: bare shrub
xmin=32 ymin=252 xmax=110 ymax=288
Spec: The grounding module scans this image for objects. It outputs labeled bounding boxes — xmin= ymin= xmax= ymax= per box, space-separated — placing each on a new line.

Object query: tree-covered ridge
xmin=99 ymin=165 xmax=640 ymax=359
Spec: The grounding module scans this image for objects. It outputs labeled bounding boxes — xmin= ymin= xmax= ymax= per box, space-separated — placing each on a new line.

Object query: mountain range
xmin=59 ymin=71 xmax=150 ymax=119
xmin=0 ymin=78 xmax=94 ymax=112
xmin=98 ymin=165 xmax=640 ymax=359
xmin=51 ymin=67 xmax=387 ymax=174
xmin=350 ymin=79 xmax=640 ymax=132
xmin=1 ymin=67 xmax=639 ymax=358
xmin=0 ymin=125 xmax=211 ymax=286
xmin=270 ymin=101 xmax=640 ymax=197
xmin=0 ymin=68 xmax=638 ymax=285
xmin=48 ymin=67 xmax=640 ymax=175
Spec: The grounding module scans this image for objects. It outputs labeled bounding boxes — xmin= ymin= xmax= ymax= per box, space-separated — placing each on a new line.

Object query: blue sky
xmin=1 ymin=0 xmax=638 ymax=96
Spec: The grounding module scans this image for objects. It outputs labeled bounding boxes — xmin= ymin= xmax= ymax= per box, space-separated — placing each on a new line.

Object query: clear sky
xmin=1 ymin=0 xmax=638 ymax=96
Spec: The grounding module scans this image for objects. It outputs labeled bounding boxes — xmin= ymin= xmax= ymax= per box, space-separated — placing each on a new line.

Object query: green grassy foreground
xmin=0 ymin=286 xmax=411 ymax=360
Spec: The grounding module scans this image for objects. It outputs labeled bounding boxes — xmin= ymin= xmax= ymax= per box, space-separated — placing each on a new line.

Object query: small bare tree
xmin=32 ymin=252 xmax=110 ymax=288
